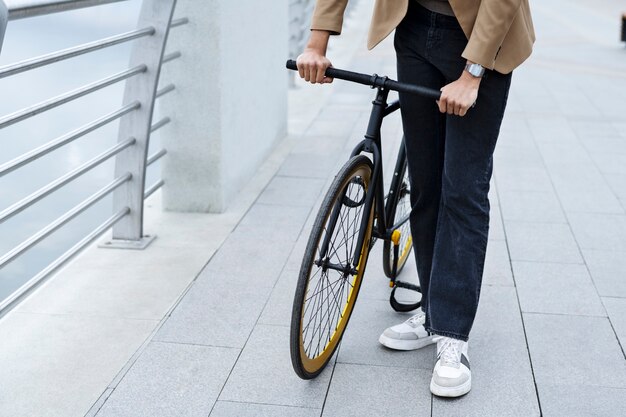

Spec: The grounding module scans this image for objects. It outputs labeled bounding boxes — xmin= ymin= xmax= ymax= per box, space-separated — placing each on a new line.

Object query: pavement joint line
xmin=492 ymin=171 xmax=544 ymax=415
xmin=521 ymin=311 xmax=608 ymax=319
xmin=500 ymin=219 xmax=572 ymax=225
xmin=152 ymin=339 xmax=242 ymax=350
xmin=507 ymin=258 xmax=586 ymax=265
xmin=319 ymin=352 xmax=339 ymax=417
xmin=335 ymin=360 xmax=435 ymax=371
xmin=6 ymin=310 xmax=160 ymax=322
xmin=601 ymin=295 xmax=626 ymax=300
xmin=215 ymin=399 xmax=322 ymax=411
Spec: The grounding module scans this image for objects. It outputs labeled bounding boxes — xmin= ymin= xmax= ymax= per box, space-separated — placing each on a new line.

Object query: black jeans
xmin=395 ymin=2 xmax=512 ymax=341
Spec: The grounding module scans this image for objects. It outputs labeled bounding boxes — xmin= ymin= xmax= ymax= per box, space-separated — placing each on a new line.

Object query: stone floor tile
xmin=237 ymin=203 xmax=312 ymax=231
xmin=0 ymin=313 xmax=156 ymax=417
xmin=538 ymin=384 xmax=626 ymax=417
xmin=567 ymin=213 xmax=626 ymax=252
xmin=154 ymin=276 xmax=272 ymax=348
xmin=211 ymin=401 xmax=320 ymax=417
xmin=602 ymin=297 xmax=626 ymax=350
xmin=322 ymin=363 xmax=432 ymax=417
xmin=498 ymin=190 xmax=566 ymax=223
xmin=489 ymin=204 xmax=506 ymax=241
xmin=523 ymin=313 xmax=626 ymax=388
xmin=512 ymin=261 xmax=606 ymax=316
xmin=258 ymin=268 xmax=299 ymax=327
xmin=483 ymin=239 xmax=514 ymax=287
xmin=96 ymin=342 xmax=239 ymax=417
xmin=582 ymin=249 xmax=626 ymax=298
xmin=304 ymin=118 xmax=358 ymax=139
xmin=505 ymin=222 xmax=583 ymax=264
xmin=493 ymin=164 xmax=554 ymax=193
xmin=219 ymin=325 xmax=332 ymax=408
xmin=604 ymin=173 xmax=626 ymax=204
xmin=337 ymin=299 xmax=436 ymax=370
xmin=257 ymin=176 xmax=326 ymax=208
xmin=278 ymin=153 xmax=342 ymax=179
xmin=200 ymin=227 xmax=291 ymax=288
xmin=291 ymin=135 xmax=346 ymax=156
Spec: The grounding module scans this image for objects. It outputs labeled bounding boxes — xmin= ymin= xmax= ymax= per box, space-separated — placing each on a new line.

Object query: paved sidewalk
xmin=91 ymin=1 xmax=626 ymax=416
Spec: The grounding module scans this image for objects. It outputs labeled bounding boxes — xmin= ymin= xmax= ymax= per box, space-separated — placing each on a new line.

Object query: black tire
xmin=382 ymin=140 xmax=413 ymax=278
xmin=290 ymin=155 xmax=375 ymax=380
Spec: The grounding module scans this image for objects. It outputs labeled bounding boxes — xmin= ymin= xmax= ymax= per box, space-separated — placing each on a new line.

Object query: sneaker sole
xmin=429 ymin=375 xmax=472 ymax=398
xmin=378 ymin=333 xmax=438 ymax=351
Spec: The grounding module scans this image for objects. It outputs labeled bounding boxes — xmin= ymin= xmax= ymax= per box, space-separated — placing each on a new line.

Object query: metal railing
xmin=0 ymin=0 xmax=188 ymax=315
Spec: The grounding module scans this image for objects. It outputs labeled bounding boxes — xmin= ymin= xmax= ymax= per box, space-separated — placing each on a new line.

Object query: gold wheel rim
xmin=298 ymin=164 xmax=373 ymax=374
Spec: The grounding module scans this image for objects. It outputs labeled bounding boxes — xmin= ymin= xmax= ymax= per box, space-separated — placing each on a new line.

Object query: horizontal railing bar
xmin=0 ymin=173 xmax=132 ymax=269
xmin=0 ymin=27 xmax=155 ymax=79
xmin=0 ymin=64 xmax=146 ymax=130
xmin=144 ymin=179 xmax=164 ymax=199
xmin=150 ymin=117 xmax=170 ymax=133
xmin=170 ymin=17 xmax=189 ymax=28
xmin=0 ymin=206 xmax=130 ymax=318
xmin=146 ymin=149 xmax=167 ymax=166
xmin=155 ymin=83 xmax=175 ymax=99
xmin=7 ymin=0 xmax=130 ymax=20
xmin=162 ymin=51 xmax=181 ymax=64
xmin=0 ymin=101 xmax=140 ymax=178
xmin=0 ymin=137 xmax=136 ymax=225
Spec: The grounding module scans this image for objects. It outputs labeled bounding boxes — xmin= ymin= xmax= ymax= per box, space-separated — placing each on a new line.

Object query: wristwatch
xmin=465 ymin=62 xmax=485 ymax=78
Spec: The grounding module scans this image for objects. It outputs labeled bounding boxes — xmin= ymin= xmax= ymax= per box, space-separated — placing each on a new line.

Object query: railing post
xmin=0 ymin=1 xmax=7 ymax=55
xmin=105 ymin=0 xmax=177 ymax=249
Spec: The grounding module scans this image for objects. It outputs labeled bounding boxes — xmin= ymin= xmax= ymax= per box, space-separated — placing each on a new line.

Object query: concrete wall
xmin=160 ymin=0 xmax=288 ymax=213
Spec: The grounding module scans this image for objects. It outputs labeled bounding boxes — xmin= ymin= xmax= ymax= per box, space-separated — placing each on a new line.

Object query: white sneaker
xmin=430 ymin=336 xmax=472 ymax=397
xmin=378 ymin=311 xmax=438 ymax=351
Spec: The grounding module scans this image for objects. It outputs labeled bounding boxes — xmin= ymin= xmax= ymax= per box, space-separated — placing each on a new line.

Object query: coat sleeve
xmin=310 ymin=0 xmax=350 ymax=35
xmin=462 ymin=0 xmax=523 ymax=69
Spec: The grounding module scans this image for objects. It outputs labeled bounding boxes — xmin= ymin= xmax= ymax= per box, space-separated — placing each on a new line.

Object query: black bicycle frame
xmin=317 ymin=85 xmax=412 ymax=271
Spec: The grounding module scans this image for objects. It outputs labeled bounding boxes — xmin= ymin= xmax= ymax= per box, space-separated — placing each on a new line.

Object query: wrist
xmin=460 ymin=70 xmax=482 ymax=86
xmin=306 ymin=30 xmax=330 ymax=54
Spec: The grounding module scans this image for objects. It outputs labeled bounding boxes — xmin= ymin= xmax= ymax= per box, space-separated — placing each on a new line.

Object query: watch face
xmin=467 ymin=64 xmax=484 ymax=77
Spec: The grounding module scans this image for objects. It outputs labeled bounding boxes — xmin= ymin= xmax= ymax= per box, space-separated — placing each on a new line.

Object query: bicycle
xmin=286 ymin=59 xmax=441 ymax=379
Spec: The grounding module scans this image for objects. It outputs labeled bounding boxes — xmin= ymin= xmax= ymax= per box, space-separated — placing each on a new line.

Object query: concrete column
xmin=160 ymin=0 xmax=289 ymax=213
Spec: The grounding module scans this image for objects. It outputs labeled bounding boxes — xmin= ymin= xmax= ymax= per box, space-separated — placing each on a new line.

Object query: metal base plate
xmin=98 ymin=234 xmax=157 ymax=250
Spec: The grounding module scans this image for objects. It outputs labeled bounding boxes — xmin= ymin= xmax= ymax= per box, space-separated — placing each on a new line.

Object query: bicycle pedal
xmin=392 ymin=280 xmax=421 ymax=293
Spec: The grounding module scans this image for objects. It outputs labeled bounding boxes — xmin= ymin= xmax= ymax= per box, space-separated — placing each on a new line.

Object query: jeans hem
xmin=427 ymin=327 xmax=469 ymax=342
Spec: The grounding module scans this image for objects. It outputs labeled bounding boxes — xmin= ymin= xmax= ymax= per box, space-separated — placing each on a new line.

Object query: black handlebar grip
xmin=285 ymin=59 xmax=441 ymax=100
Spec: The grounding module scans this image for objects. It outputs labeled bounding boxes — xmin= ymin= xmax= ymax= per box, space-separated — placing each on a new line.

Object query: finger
xmin=459 ymin=107 xmax=468 ymax=117
xmin=298 ymin=63 xmax=304 ymax=80
xmin=447 ymin=100 xmax=455 ymax=115
xmin=322 ymin=76 xmax=334 ymax=84
xmin=310 ymin=65 xmax=318 ymax=84
xmin=454 ymin=103 xmax=462 ymax=116
xmin=315 ymin=65 xmax=326 ymax=84
xmin=304 ymin=66 xmax=311 ymax=82
xmin=437 ymin=98 xmax=446 ymax=113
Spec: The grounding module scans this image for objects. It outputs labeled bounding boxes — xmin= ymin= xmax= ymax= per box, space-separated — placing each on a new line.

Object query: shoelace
xmin=407 ymin=311 xmax=425 ymax=326
xmin=439 ymin=338 xmax=463 ymax=367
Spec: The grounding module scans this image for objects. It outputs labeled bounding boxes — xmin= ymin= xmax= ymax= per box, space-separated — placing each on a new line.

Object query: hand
xmin=296 ymin=30 xmax=333 ymax=84
xmin=437 ymin=70 xmax=481 ymax=117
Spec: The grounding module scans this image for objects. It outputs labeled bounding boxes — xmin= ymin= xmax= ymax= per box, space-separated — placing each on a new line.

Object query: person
xmin=296 ymin=0 xmax=535 ymax=398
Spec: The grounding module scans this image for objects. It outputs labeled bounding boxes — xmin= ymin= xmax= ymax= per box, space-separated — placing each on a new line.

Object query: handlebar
xmin=286 ymin=59 xmax=441 ymax=101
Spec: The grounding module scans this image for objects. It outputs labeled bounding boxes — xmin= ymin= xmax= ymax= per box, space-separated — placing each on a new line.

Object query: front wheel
xmin=290 ymin=155 xmax=375 ymax=379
